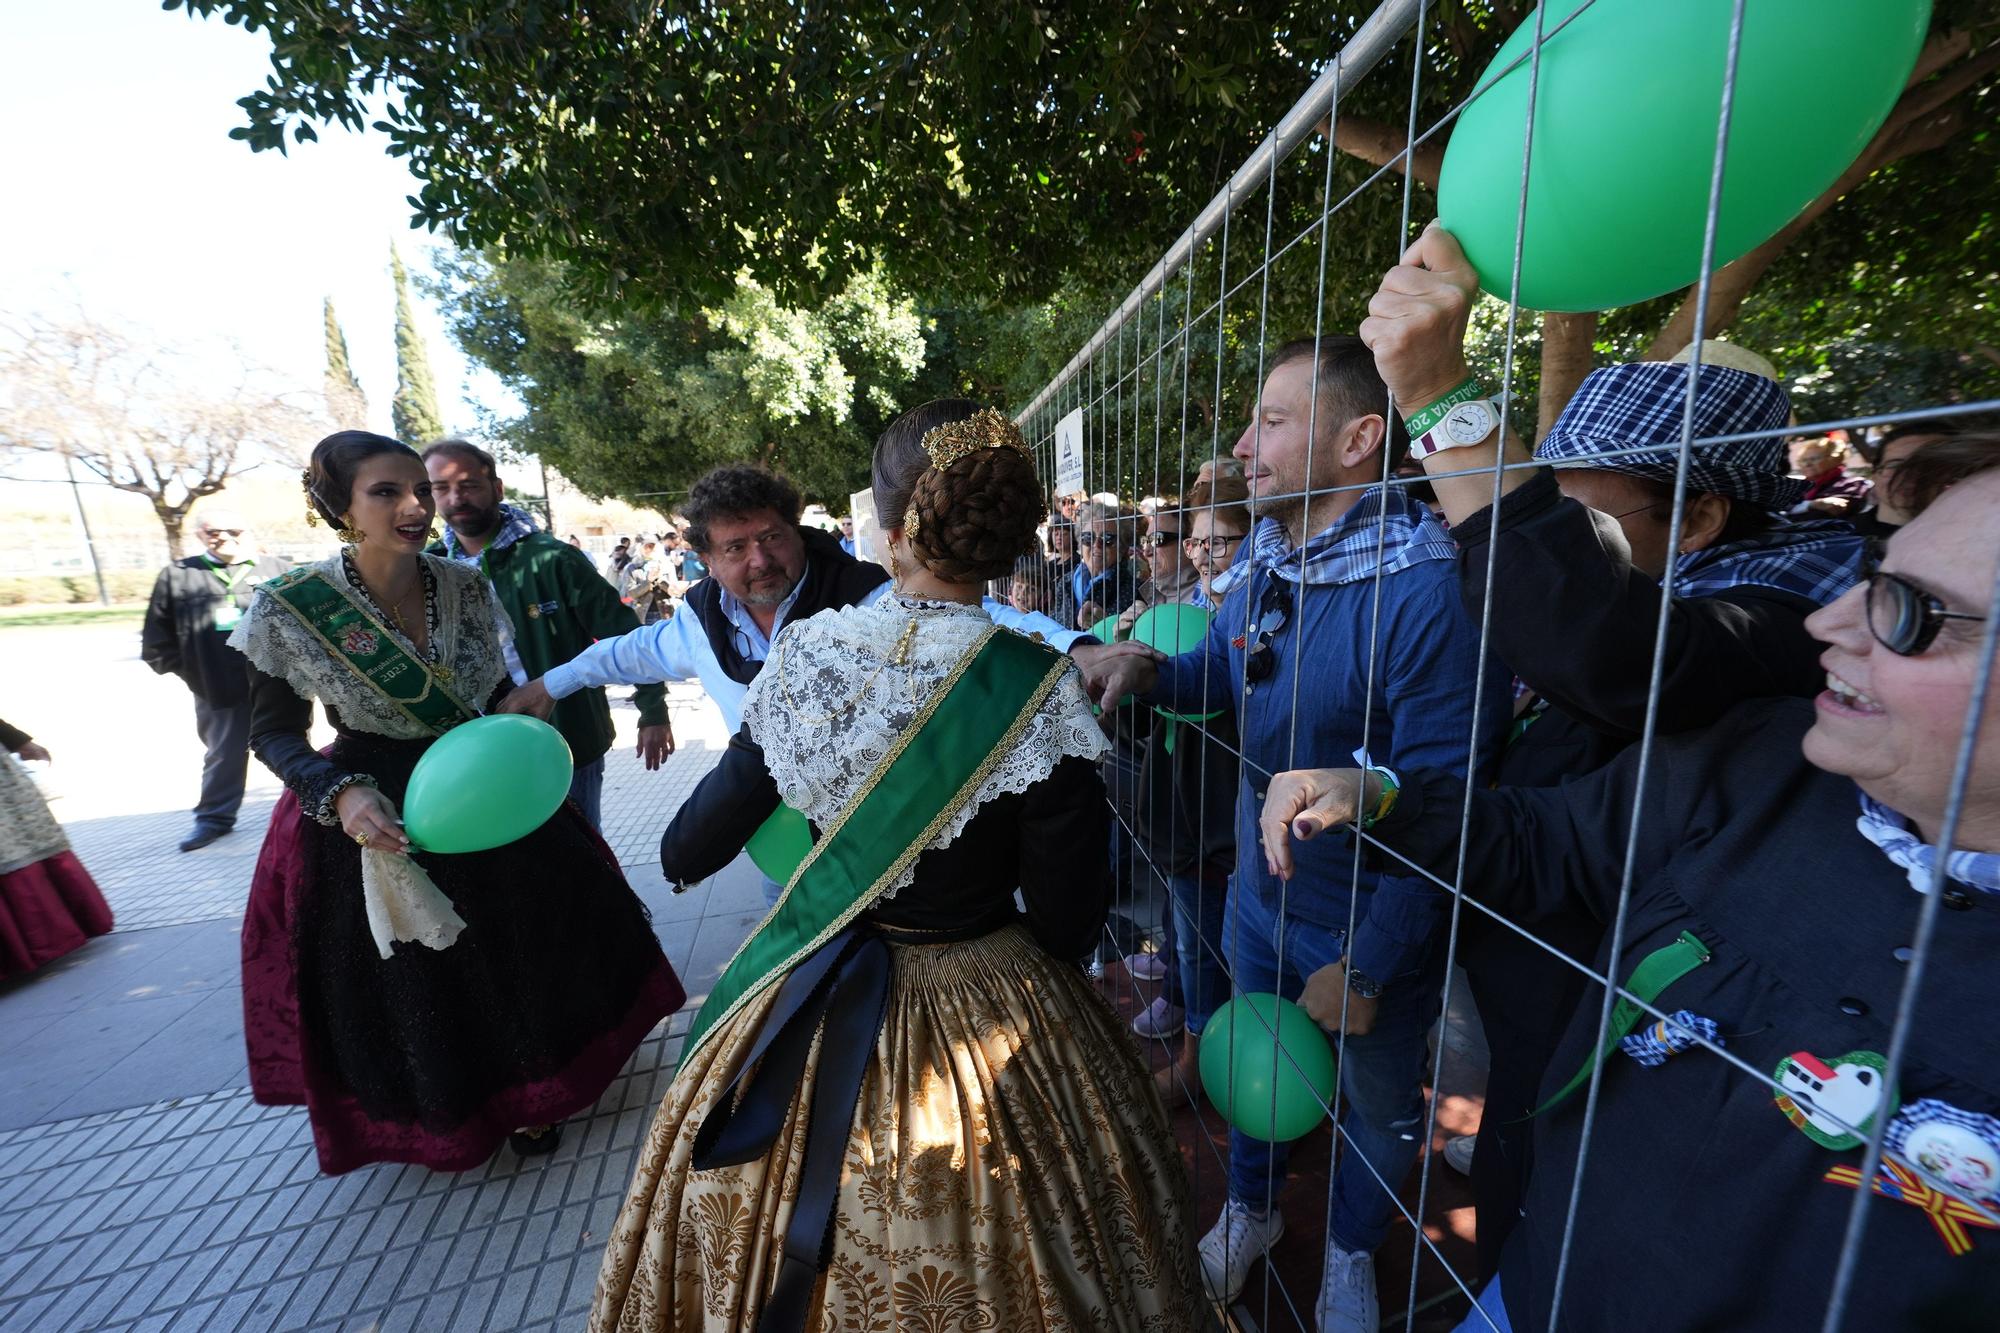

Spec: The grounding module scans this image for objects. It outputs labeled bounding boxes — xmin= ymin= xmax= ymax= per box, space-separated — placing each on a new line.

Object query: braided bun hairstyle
xmin=872 ymin=399 xmax=1043 ymax=584
xmin=303 ymin=431 xmax=419 ymax=526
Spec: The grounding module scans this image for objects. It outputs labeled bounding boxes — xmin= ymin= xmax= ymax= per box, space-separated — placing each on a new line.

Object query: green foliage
xmin=389 ymin=248 xmax=444 ymax=442
xmin=433 ymin=254 xmax=931 ymax=505
xmin=322 ymin=297 xmax=368 ymax=428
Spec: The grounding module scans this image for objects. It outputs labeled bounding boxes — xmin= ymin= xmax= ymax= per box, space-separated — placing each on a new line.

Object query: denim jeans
xmin=1222 ymin=882 xmax=1444 ymax=1254
xmin=568 ymin=756 xmax=605 ymax=832
xmin=1453 ymin=1276 xmax=1513 ymax=1333
xmin=1169 ymin=869 xmax=1232 ymax=1033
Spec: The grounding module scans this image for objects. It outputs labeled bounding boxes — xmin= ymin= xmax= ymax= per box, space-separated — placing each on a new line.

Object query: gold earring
xmin=337 ymin=520 xmax=364 ymax=546
xmin=425 ymin=523 xmax=440 ymax=544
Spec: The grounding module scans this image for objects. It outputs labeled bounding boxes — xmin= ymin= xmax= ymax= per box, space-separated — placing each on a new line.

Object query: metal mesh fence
xmin=1013 ymin=3 xmax=2000 ymax=1329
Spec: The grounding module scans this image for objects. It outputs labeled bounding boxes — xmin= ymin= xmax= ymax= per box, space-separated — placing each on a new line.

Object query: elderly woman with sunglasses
xmin=1259 ymin=459 xmax=2000 ymax=1333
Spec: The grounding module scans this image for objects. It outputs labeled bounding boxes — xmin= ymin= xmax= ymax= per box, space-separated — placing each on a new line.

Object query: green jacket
xmin=436 ymin=531 xmax=668 ymax=764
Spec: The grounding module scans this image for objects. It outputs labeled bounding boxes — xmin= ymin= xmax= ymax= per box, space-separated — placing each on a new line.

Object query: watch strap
xmin=1400 ymin=376 xmax=1484 ymax=438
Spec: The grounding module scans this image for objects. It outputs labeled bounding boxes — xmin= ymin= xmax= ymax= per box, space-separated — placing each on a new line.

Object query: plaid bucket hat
xmin=1535 ymin=361 xmax=1802 ymax=512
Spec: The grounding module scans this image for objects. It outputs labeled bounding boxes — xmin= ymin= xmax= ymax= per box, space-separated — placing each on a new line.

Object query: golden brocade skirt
xmin=588 ymin=923 xmax=1213 ymax=1332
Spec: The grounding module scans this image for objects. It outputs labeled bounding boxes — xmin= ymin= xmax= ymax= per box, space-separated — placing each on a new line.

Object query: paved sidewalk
xmin=0 ymin=622 xmax=757 ymax=1332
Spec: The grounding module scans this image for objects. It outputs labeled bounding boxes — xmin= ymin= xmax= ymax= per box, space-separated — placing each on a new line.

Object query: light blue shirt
xmin=543 ymin=580 xmax=1089 ymax=733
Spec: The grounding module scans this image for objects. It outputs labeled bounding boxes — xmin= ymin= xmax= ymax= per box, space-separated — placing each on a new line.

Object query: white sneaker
xmin=1131 ymin=996 xmax=1186 ymax=1038
xmin=1315 ymin=1243 xmax=1380 ymax=1333
xmin=1442 ymin=1133 xmax=1477 ymax=1176
xmin=1125 ymin=950 xmax=1169 ymax=981
xmin=1197 ymin=1199 xmax=1285 ymax=1304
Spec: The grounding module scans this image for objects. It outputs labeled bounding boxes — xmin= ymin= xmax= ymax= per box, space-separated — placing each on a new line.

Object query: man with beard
xmin=423 ymin=439 xmax=671 ymax=830
xmin=498 ymin=461 xmax=1092 ymax=903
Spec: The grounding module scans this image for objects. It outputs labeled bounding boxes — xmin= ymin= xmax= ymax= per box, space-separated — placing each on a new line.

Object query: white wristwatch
xmin=1407 ymin=397 xmax=1502 ymax=462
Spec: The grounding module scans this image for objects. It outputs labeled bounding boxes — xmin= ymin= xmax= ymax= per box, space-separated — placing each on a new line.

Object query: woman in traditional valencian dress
xmin=0 ymin=718 xmax=113 ymax=978
xmin=590 ymin=402 xmax=1209 ymax=1332
xmin=231 ymin=431 xmax=683 ymax=1175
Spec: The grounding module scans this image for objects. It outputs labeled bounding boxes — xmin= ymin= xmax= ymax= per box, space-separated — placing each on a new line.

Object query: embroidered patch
xmin=1824 ymin=1159 xmax=2000 ymax=1256
xmin=1774 ymin=1049 xmax=1896 ymax=1150
xmin=341 ymin=626 xmax=380 ymax=657
xmin=1886 ymin=1100 xmax=2000 ymax=1209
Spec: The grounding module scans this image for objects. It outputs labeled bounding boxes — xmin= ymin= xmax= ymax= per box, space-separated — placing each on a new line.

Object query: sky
xmin=0 ymin=0 xmax=513 ymax=448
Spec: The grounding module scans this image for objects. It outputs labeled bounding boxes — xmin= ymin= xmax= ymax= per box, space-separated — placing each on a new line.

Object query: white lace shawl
xmin=227 ymin=553 xmax=510 ymax=737
xmin=741 ymin=595 xmax=1108 ymax=900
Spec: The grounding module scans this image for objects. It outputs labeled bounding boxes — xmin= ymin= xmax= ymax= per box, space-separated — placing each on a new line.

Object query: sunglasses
xmin=1075 ymin=532 xmax=1120 ymax=548
xmin=1865 ymin=562 xmax=1986 ymax=657
xmin=205 ymin=529 xmax=245 ymax=539
xmin=1239 ymin=580 xmax=1291 ymax=684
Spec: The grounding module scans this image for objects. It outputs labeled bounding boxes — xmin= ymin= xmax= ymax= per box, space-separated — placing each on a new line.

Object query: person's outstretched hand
xmin=1071 ymin=641 xmax=1164 ymax=710
xmin=636 ymin=722 xmax=675 ymax=769
xmin=1258 ymin=767 xmax=1369 ymax=880
xmin=1359 ymin=221 xmax=1483 ymax=414
xmin=496 ymin=678 xmax=557 ymax=719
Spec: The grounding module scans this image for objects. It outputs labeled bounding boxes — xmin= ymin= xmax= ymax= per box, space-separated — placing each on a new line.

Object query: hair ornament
xmin=301 ymin=468 xmax=321 ymax=527
xmin=905 ymin=408 xmax=1034 ymax=540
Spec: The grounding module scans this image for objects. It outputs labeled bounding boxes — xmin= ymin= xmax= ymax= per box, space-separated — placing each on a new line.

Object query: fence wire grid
xmin=1011 ymin=2 xmax=2000 ymax=1330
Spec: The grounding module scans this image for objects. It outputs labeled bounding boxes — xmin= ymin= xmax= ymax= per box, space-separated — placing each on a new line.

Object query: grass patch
xmin=0 ymin=604 xmax=148 ymax=630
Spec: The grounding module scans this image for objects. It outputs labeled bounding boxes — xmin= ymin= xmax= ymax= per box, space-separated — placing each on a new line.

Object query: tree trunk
xmin=1536 ymin=311 xmax=1598 ymax=437
xmin=1643 ymin=34 xmax=1999 ymax=359
xmin=158 ymin=504 xmax=187 ymax=559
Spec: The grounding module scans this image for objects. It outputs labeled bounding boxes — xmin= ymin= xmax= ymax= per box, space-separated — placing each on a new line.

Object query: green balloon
xmin=1438 ymin=0 xmax=1930 ymax=312
xmin=746 ymin=803 xmax=814 ymax=885
xmin=1134 ymin=603 xmax=1223 ymax=724
xmin=1199 ymin=992 xmax=1339 ymax=1142
xmin=403 ymin=715 xmax=574 ymax=854
xmin=1089 ymin=613 xmax=1124 ymax=644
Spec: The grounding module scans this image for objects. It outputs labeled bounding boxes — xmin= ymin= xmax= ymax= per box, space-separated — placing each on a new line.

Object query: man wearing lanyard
xmin=422 ymin=439 xmax=672 ymax=832
xmin=141 ymin=510 xmax=273 ymax=852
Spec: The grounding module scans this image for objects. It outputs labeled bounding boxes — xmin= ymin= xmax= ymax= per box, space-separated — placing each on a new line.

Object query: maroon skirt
xmin=0 ymin=850 xmax=113 ymax=979
xmin=242 ymin=750 xmax=684 ymax=1175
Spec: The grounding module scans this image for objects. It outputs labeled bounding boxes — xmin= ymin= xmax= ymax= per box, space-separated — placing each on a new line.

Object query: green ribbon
xmin=264 ymin=567 xmax=477 ymax=736
xmin=1531 ymin=929 xmax=1711 ymax=1117
xmin=678 ymin=627 xmax=1069 ymax=1069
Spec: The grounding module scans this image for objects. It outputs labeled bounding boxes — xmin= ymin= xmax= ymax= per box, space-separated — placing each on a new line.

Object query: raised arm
xmin=658 ymin=726 xmax=781 ymax=887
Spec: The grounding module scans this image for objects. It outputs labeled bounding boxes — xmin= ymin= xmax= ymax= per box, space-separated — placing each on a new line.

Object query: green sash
xmin=679 ymin=626 xmax=1073 ymax=1069
xmin=263 ymin=566 xmax=478 ymax=736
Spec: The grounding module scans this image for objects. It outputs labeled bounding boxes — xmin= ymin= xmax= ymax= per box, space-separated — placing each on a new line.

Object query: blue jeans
xmin=1169 ymin=870 xmax=1232 ymax=1033
xmin=568 ymin=757 xmax=605 ymax=832
xmin=1222 ymin=883 xmax=1444 ymax=1254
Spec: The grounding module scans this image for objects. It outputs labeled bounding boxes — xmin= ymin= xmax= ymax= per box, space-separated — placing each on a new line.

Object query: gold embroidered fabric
xmin=589 ymin=926 xmax=1211 ymax=1332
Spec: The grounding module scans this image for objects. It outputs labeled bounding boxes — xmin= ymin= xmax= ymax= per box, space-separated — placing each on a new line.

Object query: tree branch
xmin=1323 ymin=115 xmax=1444 ymax=190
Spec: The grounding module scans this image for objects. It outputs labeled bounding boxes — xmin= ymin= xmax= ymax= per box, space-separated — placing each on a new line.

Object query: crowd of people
xmin=1 ymin=217 xmax=1996 ymax=1332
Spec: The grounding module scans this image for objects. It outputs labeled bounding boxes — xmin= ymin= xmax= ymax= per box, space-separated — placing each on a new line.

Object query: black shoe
xmin=179 ymin=825 xmax=232 ymax=852
xmin=509 ymin=1123 xmax=563 ymax=1157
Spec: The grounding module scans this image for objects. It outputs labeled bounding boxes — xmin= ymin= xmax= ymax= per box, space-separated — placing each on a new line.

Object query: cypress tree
xmin=322 ymin=297 xmax=369 ymax=428
xmin=389 ymin=247 xmax=444 ymax=443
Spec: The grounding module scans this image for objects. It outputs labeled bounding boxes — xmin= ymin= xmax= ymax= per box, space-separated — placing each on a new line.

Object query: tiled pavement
xmin=1 ymin=622 xmax=1490 ymax=1332
xmin=0 ymin=623 xmax=752 ymax=1332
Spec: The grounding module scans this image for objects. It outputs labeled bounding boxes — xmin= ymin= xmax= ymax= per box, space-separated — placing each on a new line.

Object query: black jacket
xmin=1454 ymin=469 xmax=1832 ymax=772
xmin=664 ymin=726 xmax=1110 ymax=962
xmin=683 ymin=527 xmax=888 ymax=686
xmin=141 ymin=555 xmax=275 ymax=705
xmin=1373 ymin=700 xmax=2000 ymax=1332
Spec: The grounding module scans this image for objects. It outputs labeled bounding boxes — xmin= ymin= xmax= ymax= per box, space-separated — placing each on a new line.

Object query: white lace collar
xmin=741 ymin=598 xmax=1107 ymax=899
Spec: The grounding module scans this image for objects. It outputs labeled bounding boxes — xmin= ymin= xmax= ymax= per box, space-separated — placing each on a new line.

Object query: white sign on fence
xmin=1053 ymin=408 xmax=1086 ymax=496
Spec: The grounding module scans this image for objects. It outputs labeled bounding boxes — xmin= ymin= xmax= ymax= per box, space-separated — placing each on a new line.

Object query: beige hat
xmin=1669 ymin=339 xmax=1780 ymax=383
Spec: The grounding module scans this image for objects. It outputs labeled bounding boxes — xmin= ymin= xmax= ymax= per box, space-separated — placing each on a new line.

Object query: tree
xmin=390 ymin=247 xmax=444 ymax=443
xmin=323 ymin=297 xmax=368 ymax=428
xmin=435 ymin=255 xmax=930 ymax=506
xmin=0 ymin=313 xmax=320 ymax=556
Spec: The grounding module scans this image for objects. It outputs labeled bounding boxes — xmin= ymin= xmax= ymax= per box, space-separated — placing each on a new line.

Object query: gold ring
xmin=353 ymin=831 xmax=369 ymax=846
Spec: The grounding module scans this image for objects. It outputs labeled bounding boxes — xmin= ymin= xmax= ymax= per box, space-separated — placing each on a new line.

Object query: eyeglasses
xmin=1240 ymin=581 xmax=1291 ymax=684
xmin=1140 ymin=532 xmax=1181 ymax=548
xmin=1183 ymin=534 xmax=1243 ymax=554
xmin=204 ymin=529 xmax=245 ymax=539
xmin=1864 ymin=560 xmax=1986 ymax=657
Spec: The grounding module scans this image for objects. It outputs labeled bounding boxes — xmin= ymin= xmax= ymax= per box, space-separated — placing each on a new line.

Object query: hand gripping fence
xmin=1013 ymin=2 xmax=2000 ymax=1329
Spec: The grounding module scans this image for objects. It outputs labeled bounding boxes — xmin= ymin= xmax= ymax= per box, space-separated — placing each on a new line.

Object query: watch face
xmin=1441 ymin=400 xmax=1497 ymax=446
